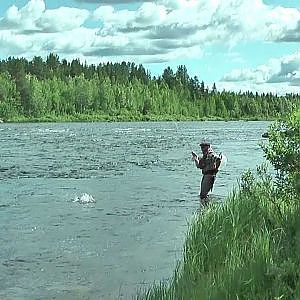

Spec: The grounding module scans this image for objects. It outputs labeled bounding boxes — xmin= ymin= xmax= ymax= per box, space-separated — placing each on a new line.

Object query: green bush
xmin=137 ymin=109 xmax=300 ymax=300
xmin=262 ymin=109 xmax=300 ymax=197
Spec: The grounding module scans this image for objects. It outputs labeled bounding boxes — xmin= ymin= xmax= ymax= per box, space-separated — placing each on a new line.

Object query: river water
xmin=0 ymin=121 xmax=270 ymax=299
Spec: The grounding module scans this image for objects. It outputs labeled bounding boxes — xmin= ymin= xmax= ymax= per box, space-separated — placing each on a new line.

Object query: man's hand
xmin=191 ymin=151 xmax=197 ymax=161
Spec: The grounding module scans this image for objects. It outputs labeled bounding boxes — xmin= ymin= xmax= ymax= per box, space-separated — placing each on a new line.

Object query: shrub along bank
xmin=138 ymin=109 xmax=300 ymax=300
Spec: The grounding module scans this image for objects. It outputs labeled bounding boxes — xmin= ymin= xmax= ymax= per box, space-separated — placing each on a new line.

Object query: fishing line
xmin=173 ymin=121 xmax=227 ymax=169
xmin=173 ymin=121 xmax=194 ymax=153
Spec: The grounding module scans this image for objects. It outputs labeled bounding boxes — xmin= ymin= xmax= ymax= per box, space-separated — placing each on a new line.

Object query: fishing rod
xmin=173 ymin=121 xmax=197 ymax=158
xmin=173 ymin=121 xmax=227 ymax=166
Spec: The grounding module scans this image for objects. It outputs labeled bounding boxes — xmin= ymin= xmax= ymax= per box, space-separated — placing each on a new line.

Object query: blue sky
xmin=0 ymin=0 xmax=300 ymax=94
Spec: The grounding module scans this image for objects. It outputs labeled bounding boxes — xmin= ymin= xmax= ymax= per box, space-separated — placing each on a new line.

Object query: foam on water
xmin=73 ymin=193 xmax=96 ymax=204
xmin=37 ymin=128 xmax=69 ymax=134
xmin=218 ymin=153 xmax=228 ymax=171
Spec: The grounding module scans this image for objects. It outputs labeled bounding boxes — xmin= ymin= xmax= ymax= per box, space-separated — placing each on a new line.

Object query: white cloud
xmin=268 ymin=52 xmax=300 ymax=84
xmin=41 ymin=28 xmax=97 ymax=53
xmin=222 ymin=63 xmax=279 ymax=84
xmin=93 ymin=2 xmax=167 ymax=29
xmin=1 ymin=0 xmax=299 ymax=60
xmin=36 ymin=7 xmax=90 ymax=33
xmin=93 ymin=5 xmax=133 ymax=26
xmin=217 ymin=80 xmax=300 ymax=95
xmin=5 ymin=5 xmax=21 ymax=25
xmin=0 ymin=30 xmax=33 ymax=55
xmin=222 ymin=52 xmax=300 ymax=85
xmin=266 ymin=6 xmax=300 ymax=41
xmin=134 ymin=2 xmax=167 ymax=26
xmin=1 ymin=0 xmax=45 ymax=30
xmin=0 ymin=0 xmax=300 ymax=95
xmin=89 ymin=0 xmax=300 ymax=62
xmin=219 ymin=51 xmax=300 ymax=94
xmin=0 ymin=0 xmax=89 ymax=33
xmin=0 ymin=0 xmax=92 ymax=57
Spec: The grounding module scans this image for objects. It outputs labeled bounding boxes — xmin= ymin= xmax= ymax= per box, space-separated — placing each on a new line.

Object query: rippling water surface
xmin=0 ymin=121 xmax=270 ymax=299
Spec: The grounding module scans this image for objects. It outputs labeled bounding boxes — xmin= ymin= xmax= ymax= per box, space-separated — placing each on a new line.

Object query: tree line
xmin=0 ymin=53 xmax=299 ymax=121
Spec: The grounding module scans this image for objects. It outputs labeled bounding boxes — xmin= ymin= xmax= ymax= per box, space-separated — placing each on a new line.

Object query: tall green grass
xmin=137 ymin=168 xmax=300 ymax=300
xmin=137 ymin=110 xmax=300 ymax=300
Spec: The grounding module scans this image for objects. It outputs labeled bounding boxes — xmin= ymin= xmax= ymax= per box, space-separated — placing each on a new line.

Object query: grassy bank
xmin=138 ymin=110 xmax=300 ymax=299
xmin=138 ymin=170 xmax=300 ymax=299
xmin=5 ymin=113 xmax=277 ymax=123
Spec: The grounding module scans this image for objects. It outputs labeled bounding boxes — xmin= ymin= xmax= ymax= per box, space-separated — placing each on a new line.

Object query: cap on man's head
xmin=199 ymin=141 xmax=210 ymax=147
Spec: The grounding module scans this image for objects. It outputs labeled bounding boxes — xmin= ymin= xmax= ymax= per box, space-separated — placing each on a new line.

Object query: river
xmin=0 ymin=121 xmax=270 ymax=299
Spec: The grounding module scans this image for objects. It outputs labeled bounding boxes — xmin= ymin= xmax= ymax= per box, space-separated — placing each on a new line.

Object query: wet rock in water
xmin=262 ymin=132 xmax=269 ymax=138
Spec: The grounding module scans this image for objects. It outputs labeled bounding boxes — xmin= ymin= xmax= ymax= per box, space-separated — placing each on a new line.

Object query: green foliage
xmin=137 ymin=110 xmax=300 ymax=299
xmin=0 ymin=54 xmax=299 ymax=121
xmin=0 ymin=72 xmax=21 ymax=119
xmin=262 ymin=109 xmax=300 ymax=197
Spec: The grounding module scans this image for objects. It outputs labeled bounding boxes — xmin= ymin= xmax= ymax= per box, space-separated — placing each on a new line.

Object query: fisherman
xmin=191 ymin=141 xmax=221 ymax=204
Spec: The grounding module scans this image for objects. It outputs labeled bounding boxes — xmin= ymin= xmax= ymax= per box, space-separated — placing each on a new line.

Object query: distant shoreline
xmin=1 ymin=114 xmax=277 ymax=123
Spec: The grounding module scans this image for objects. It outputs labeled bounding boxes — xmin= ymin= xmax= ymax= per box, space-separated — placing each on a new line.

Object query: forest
xmin=0 ymin=53 xmax=299 ymax=121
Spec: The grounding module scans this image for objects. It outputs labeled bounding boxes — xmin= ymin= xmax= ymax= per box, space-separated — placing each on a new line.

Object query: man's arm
xmin=213 ymin=154 xmax=221 ymax=172
xmin=192 ymin=151 xmax=204 ymax=168
xmin=216 ymin=156 xmax=221 ymax=169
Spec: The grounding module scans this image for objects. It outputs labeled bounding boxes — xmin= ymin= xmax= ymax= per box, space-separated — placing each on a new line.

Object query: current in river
xmin=0 ymin=121 xmax=270 ymax=299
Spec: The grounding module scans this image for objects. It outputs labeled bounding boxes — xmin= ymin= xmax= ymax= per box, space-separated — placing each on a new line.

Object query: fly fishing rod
xmin=173 ymin=121 xmax=193 ymax=151
xmin=173 ymin=121 xmax=197 ymax=159
xmin=173 ymin=121 xmax=227 ymax=168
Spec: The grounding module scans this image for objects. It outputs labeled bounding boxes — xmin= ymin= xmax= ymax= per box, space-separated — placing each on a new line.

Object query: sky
xmin=0 ymin=0 xmax=300 ymax=94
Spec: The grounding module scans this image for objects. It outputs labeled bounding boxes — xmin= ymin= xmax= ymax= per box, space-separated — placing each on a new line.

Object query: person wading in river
xmin=191 ymin=141 xmax=221 ymax=204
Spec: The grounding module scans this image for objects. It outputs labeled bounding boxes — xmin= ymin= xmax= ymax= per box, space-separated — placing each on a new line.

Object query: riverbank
xmin=137 ymin=110 xmax=300 ymax=299
xmin=138 ymin=170 xmax=299 ymax=299
xmin=2 ymin=113 xmax=278 ymax=123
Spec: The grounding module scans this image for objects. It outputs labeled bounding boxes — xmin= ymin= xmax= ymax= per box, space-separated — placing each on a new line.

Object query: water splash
xmin=218 ymin=153 xmax=228 ymax=171
xmin=73 ymin=193 xmax=96 ymax=204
